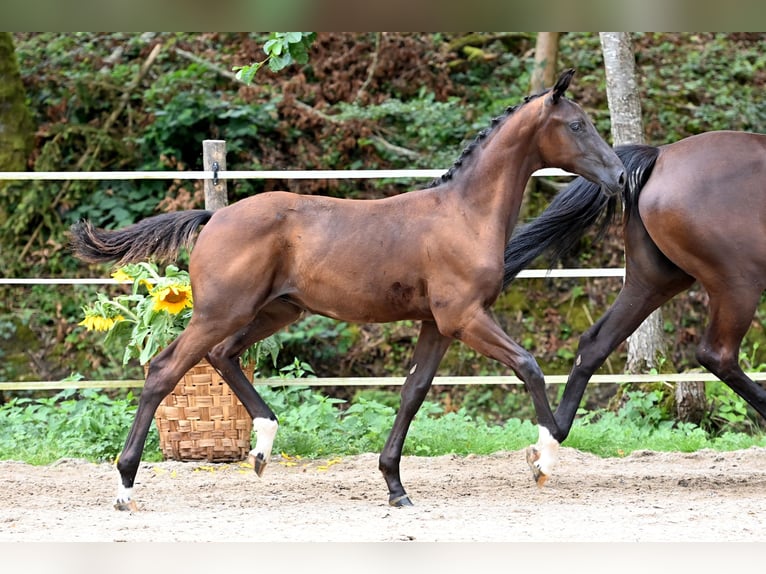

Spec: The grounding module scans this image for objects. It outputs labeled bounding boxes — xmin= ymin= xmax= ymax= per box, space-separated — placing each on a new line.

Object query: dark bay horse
xmin=69 ymin=69 xmax=625 ymax=510
xmin=504 ymin=130 xmax=766 ymax=482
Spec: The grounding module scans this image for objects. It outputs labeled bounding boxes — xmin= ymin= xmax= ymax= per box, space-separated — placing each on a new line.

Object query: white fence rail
xmin=0 ymin=167 xmax=571 ymax=181
xmin=0 ymin=164 xmax=667 ymax=391
xmin=0 ymin=267 xmax=627 ymax=286
xmin=0 ymin=166 xmax=626 ymax=284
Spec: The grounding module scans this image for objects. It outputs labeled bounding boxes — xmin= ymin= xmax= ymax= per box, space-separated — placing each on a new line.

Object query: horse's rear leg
xmin=207 ymin=299 xmax=304 ymax=476
xmin=555 ymin=271 xmax=693 ymax=438
xmin=550 ymin=220 xmax=693 ymax=477
xmin=379 ymin=320 xmax=452 ymax=507
xmin=115 ymin=321 xmax=227 ymax=510
xmin=696 ymin=288 xmax=766 ymax=420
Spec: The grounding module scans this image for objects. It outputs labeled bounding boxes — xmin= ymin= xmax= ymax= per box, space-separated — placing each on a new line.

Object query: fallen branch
xmin=174 ymin=47 xmax=239 ymax=82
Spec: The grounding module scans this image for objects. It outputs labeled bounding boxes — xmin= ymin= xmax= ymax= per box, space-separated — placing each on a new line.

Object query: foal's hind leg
xmin=207 ymin=299 xmax=304 ymax=476
xmin=696 ymin=287 xmax=766 ymax=419
xmin=379 ymin=320 xmax=452 ymax=507
xmin=115 ymin=318 xmax=235 ymax=510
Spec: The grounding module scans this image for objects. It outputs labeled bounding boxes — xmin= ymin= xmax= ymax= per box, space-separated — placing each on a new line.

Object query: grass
xmin=0 ymin=388 xmax=161 ymax=465
xmin=1 ymin=385 xmax=764 ymax=466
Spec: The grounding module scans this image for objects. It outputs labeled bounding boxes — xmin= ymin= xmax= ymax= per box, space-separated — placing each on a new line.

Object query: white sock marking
xmin=115 ymin=478 xmax=134 ymax=507
xmin=251 ymin=417 xmax=279 ymax=463
xmin=533 ymin=425 xmax=560 ymax=477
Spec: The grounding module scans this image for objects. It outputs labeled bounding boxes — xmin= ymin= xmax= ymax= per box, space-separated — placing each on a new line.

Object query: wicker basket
xmin=152 ymin=359 xmax=253 ymax=462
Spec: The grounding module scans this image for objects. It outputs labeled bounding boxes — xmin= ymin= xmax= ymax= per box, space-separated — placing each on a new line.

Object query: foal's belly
xmin=285 ymin=279 xmax=436 ymax=324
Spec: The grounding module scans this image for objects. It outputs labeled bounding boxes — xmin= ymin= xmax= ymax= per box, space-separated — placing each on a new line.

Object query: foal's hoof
xmin=248 ymin=453 xmax=268 ymax=477
xmin=114 ymin=499 xmax=138 ymax=512
xmin=389 ymin=494 xmax=414 ymax=507
xmin=526 ymin=446 xmax=549 ymax=488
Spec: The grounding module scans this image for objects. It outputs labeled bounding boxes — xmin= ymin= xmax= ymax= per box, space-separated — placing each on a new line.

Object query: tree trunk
xmin=523 ymin=33 xmax=561 ymax=219
xmin=530 ymin=32 xmax=559 ymax=93
xmin=598 ymin=33 xmax=644 ymax=145
xmin=675 ymin=380 xmax=708 ymax=425
xmin=600 ymin=32 xmax=665 ymax=373
xmin=599 ymin=32 xmax=705 ymax=420
xmin=0 ymin=33 xmax=34 ymax=225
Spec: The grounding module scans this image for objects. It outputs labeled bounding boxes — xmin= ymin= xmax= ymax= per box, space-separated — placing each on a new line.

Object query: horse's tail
xmin=617 ymin=143 xmax=661 ymax=218
xmin=502 ymin=143 xmax=660 ymax=289
xmin=69 ymin=209 xmax=214 ymax=265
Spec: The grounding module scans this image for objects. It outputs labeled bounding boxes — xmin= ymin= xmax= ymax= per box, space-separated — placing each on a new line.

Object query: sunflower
xmin=79 ymin=312 xmax=124 ymax=332
xmin=79 ymin=261 xmax=276 ymax=367
xmin=151 ymin=283 xmax=193 ymax=314
xmin=79 ymin=263 xmax=195 ymax=364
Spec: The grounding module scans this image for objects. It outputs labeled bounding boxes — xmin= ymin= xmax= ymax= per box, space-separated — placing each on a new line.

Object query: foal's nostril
xmin=618 ymin=171 xmax=626 ymax=188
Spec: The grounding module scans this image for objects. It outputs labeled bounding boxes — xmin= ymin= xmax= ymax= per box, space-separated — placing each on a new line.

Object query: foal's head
xmin=526 ymin=69 xmax=625 ymax=196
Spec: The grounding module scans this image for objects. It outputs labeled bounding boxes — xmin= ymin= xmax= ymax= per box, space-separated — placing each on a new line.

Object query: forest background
xmin=2 ymin=32 xmax=766 ymax=423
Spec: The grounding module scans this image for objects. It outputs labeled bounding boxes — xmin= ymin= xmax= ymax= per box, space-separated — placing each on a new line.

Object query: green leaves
xmin=234 ymin=32 xmax=317 ymax=84
xmin=0 ymin=388 xmax=161 ymax=464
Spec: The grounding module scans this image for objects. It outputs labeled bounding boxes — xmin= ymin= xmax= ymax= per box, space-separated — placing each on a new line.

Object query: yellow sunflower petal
xmin=78 ymin=316 xmax=98 ymax=331
xmin=152 ymin=284 xmax=193 ymax=314
xmin=79 ymin=314 xmax=119 ymax=332
xmin=111 ymin=269 xmax=132 ymax=282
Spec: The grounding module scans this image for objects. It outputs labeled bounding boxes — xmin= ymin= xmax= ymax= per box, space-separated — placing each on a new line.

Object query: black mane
xmin=427 ymin=88 xmax=551 ymax=189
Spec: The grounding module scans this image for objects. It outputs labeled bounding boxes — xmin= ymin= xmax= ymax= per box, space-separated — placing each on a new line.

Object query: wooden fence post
xmin=202 ymin=140 xmax=227 ymax=210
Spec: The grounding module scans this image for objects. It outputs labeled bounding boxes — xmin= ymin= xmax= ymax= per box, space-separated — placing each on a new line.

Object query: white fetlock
xmin=114 ymin=479 xmax=137 ymax=511
xmin=249 ymin=417 xmax=279 ymax=476
xmin=528 ymin=425 xmax=560 ymax=487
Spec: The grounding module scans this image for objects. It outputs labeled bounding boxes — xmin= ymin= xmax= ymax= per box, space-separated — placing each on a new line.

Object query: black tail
xmin=69 ymin=210 xmax=214 ymax=265
xmin=502 ymin=143 xmax=660 ymax=289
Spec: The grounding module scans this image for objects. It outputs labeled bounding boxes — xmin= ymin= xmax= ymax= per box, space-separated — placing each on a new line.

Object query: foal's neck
xmin=453 ymin=108 xmax=543 ymax=241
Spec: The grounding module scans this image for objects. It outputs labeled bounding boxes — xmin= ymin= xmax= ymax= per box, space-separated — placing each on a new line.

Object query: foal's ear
xmin=551 ymin=68 xmax=576 ymax=103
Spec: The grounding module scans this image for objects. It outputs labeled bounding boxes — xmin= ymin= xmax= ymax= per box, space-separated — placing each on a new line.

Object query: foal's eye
xmin=569 ymin=121 xmax=583 ymax=132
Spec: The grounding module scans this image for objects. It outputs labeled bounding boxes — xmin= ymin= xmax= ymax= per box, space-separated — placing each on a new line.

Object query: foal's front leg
xmin=379 ymin=321 xmax=452 ymax=507
xmin=448 ymin=307 xmax=561 ymax=486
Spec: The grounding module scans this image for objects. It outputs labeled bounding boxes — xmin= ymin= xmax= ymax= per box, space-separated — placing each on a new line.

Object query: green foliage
xmin=454 ymin=385 xmax=534 ymax=424
xmin=405 ymin=408 xmax=538 ymax=456
xmin=234 ymin=32 xmax=317 ymax=83
xmin=567 ymin=390 xmax=766 ymax=457
xmin=0 ymin=283 xmax=135 ymax=383
xmin=258 ymin=384 xmax=347 ymax=456
xmin=738 ymin=341 xmax=766 ymax=373
xmin=258 ymin=382 xmax=539 ymax=458
xmin=635 ymin=33 xmax=766 ymax=142
xmin=332 ymin=92 xmax=468 ymax=168
xmin=0 ymin=388 xmax=161 ymax=464
xmin=1 ymin=385 xmax=764 ymax=466
xmin=702 ymin=381 xmax=758 ymax=434
xmin=273 ymin=315 xmax=357 ymax=376
xmin=277 ymin=357 xmax=316 ymax=379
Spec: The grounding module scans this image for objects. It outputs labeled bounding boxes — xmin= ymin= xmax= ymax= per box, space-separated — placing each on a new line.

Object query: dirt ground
xmin=1 ymin=446 xmax=766 ymax=543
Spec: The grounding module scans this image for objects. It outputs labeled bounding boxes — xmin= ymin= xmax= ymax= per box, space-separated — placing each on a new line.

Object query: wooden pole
xmin=202 ymin=139 xmax=227 ymax=210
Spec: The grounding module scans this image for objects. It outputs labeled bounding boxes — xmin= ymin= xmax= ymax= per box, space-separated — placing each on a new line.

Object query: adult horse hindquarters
xmin=70 ymin=69 xmax=625 ymax=511
xmin=503 ymin=130 xmax=766 ymax=482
